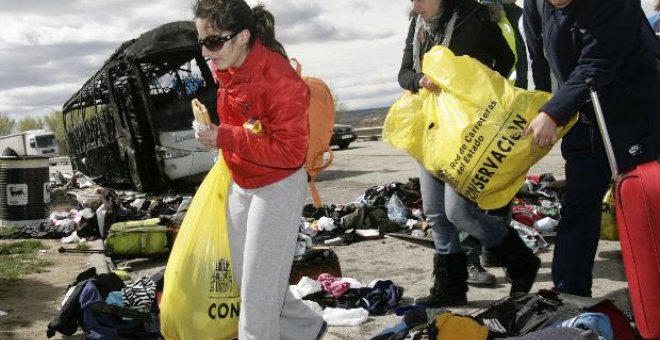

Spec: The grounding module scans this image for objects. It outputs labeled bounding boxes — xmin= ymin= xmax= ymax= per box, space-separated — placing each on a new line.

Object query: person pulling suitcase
xmin=522 ymin=0 xmax=660 ymax=298
xmin=588 ymin=79 xmax=660 ymax=340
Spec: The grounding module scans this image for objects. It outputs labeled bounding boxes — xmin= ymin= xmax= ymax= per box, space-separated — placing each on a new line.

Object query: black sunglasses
xmin=198 ymin=32 xmax=239 ymax=51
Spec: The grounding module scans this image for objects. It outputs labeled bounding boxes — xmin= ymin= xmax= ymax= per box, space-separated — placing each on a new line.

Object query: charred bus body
xmin=62 ymin=22 xmax=218 ymax=191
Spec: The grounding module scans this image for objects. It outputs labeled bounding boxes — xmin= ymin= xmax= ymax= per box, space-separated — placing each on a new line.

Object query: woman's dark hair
xmin=656 ymin=0 xmax=660 ymax=12
xmin=193 ymin=0 xmax=287 ymax=57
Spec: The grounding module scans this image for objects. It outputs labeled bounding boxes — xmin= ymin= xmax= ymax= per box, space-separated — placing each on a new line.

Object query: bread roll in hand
xmin=191 ymin=98 xmax=211 ymax=125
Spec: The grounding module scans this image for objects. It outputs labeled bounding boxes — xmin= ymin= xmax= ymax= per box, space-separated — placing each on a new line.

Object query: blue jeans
xmin=418 ymin=165 xmax=508 ymax=255
xmin=460 ymin=201 xmax=513 ymax=263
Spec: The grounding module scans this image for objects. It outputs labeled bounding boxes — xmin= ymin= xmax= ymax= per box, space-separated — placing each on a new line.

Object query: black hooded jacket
xmin=524 ymin=0 xmax=660 ymax=124
xmin=524 ymin=0 xmax=660 ymax=166
xmin=398 ymin=0 xmax=515 ymax=92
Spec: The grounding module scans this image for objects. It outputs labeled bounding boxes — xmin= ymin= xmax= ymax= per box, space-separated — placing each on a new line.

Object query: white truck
xmin=0 ymin=130 xmax=59 ymax=156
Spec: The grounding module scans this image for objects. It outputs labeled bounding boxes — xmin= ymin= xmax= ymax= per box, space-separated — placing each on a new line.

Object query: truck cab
xmin=24 ymin=130 xmax=59 ymax=156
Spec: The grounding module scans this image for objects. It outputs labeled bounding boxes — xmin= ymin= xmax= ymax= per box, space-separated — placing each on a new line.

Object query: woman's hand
xmin=196 ymin=123 xmax=219 ymax=150
xmin=419 ymin=75 xmax=441 ymax=92
xmin=522 ymin=112 xmax=558 ymax=150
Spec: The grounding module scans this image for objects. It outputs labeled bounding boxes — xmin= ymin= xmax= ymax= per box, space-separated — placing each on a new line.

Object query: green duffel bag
xmin=105 ymin=226 xmax=169 ymax=256
xmin=109 ymin=218 xmax=161 ymax=232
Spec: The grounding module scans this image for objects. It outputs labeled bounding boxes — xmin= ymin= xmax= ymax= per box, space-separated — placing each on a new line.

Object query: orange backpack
xmin=292 ymin=59 xmax=335 ymax=207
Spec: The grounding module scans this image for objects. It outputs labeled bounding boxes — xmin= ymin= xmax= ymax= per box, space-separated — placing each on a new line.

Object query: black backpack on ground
xmin=46 ymin=267 xmax=97 ymax=337
xmin=46 ymin=268 xmax=125 ymax=338
xmin=473 ymin=289 xmax=635 ymax=338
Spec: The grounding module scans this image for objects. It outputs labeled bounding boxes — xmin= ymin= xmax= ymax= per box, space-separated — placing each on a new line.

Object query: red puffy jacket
xmin=213 ymin=40 xmax=310 ymax=189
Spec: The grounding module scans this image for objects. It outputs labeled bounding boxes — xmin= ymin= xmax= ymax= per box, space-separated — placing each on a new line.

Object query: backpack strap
xmin=307 ymin=149 xmax=333 ymax=208
xmin=291 ymin=58 xmax=303 ymax=76
xmin=306 ymin=147 xmax=334 ymax=207
xmin=308 ymin=179 xmax=323 ymax=208
xmin=306 ymin=152 xmax=333 ymax=173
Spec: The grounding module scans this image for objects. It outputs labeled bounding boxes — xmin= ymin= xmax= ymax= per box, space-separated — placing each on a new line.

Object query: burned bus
xmin=62 ymin=21 xmax=218 ymax=191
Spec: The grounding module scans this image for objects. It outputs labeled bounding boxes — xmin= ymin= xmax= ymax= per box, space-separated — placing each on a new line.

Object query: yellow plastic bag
xmin=160 ymin=158 xmax=239 ymax=340
xmin=384 ymin=46 xmax=577 ymax=209
xmin=600 ymin=185 xmax=618 ymax=241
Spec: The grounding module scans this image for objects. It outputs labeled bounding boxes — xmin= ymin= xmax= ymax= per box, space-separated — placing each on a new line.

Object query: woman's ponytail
xmin=251 ymin=5 xmax=287 ymax=58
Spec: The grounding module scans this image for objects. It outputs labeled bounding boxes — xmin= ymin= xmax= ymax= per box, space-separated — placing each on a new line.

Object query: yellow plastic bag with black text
xmin=160 ymin=158 xmax=239 ymax=340
xmin=384 ymin=46 xmax=577 ymax=209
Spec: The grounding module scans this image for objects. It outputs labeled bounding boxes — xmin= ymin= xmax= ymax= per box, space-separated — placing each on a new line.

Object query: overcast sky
xmin=0 ymin=0 xmax=657 ymax=119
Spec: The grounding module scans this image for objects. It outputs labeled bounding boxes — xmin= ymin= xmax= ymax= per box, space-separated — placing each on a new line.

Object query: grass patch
xmin=0 ymin=240 xmax=44 ymax=255
xmin=0 ymin=240 xmax=53 ymax=281
xmin=0 ymin=226 xmax=20 ymax=238
xmin=75 ymin=242 xmax=91 ymax=251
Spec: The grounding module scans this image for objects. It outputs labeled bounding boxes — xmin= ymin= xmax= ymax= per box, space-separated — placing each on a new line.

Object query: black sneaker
xmin=467 ymin=263 xmax=497 ymax=286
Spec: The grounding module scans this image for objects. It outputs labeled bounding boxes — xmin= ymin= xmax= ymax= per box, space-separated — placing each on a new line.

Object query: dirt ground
xmin=0 ymin=140 xmax=631 ymax=340
xmin=0 ymin=239 xmax=91 ymax=340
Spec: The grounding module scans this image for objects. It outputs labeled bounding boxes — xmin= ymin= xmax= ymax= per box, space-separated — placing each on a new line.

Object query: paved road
xmin=313 ymin=140 xmax=566 ymax=206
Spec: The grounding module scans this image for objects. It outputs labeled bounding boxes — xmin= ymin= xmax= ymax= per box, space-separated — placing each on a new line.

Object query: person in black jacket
xmin=523 ymin=0 xmax=660 ymax=297
xmin=501 ymin=0 xmax=529 ymax=88
xmin=398 ymin=0 xmax=540 ymax=307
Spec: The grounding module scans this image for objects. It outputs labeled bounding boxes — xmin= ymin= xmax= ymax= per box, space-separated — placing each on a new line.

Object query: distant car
xmin=330 ymin=124 xmax=357 ymax=149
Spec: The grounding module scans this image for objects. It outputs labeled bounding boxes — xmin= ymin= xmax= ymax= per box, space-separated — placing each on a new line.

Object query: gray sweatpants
xmin=227 ymin=168 xmax=324 ymax=340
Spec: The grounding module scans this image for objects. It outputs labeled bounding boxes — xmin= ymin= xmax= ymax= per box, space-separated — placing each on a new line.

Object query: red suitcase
xmin=615 ymin=162 xmax=660 ymax=339
xmin=589 ymin=82 xmax=660 ymax=339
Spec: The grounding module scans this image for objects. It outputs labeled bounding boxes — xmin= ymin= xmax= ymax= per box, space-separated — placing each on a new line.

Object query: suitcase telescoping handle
xmin=586 ymin=78 xmax=619 ymax=178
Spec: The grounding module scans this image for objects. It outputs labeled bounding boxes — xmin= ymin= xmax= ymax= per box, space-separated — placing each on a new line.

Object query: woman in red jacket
xmin=194 ymin=0 xmax=326 ymax=338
